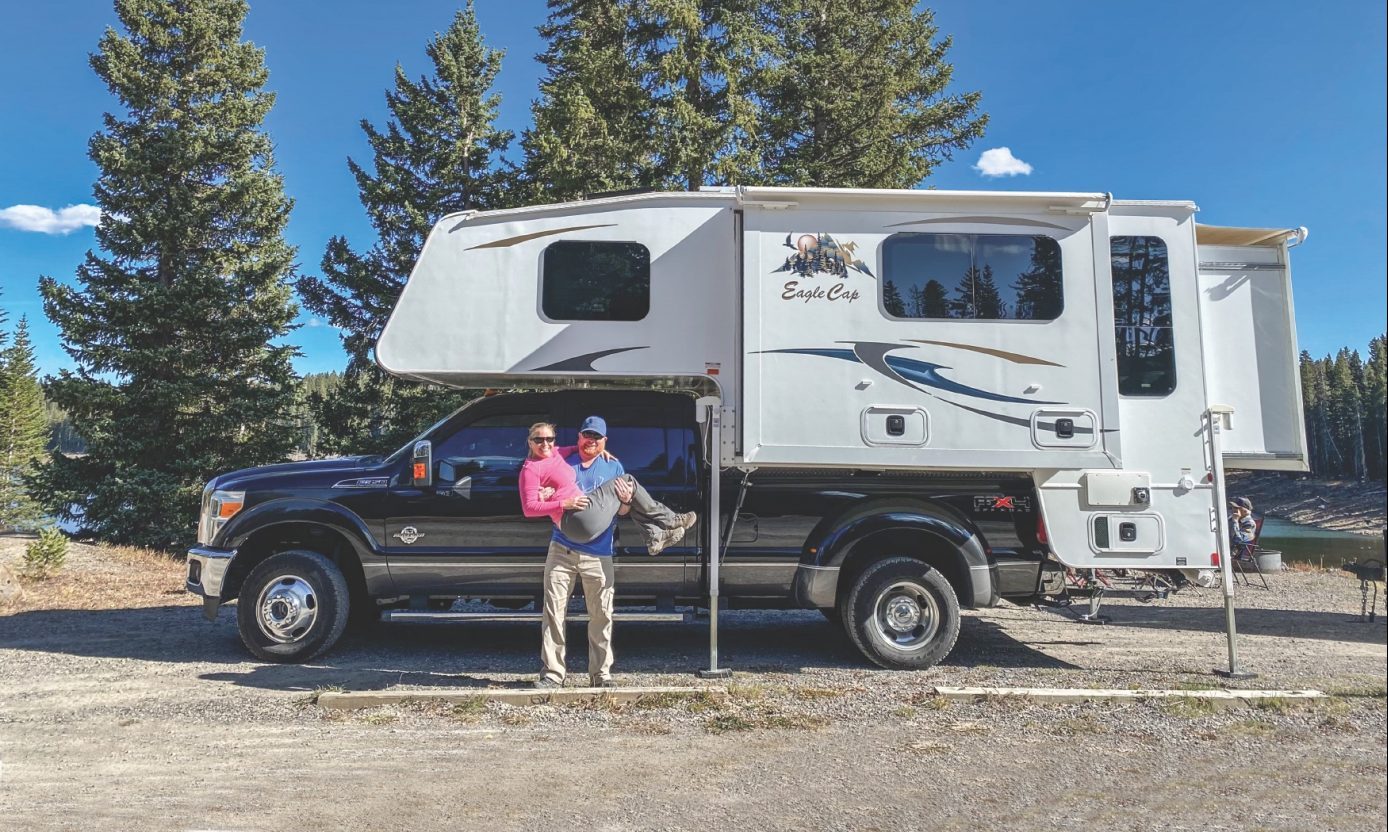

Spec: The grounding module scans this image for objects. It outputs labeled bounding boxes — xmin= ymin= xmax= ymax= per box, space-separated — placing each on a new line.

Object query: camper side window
xmin=880 ymin=233 xmax=1063 ymax=321
xmin=1110 ymin=236 xmax=1176 ymax=396
xmin=541 ymin=241 xmax=651 ymax=321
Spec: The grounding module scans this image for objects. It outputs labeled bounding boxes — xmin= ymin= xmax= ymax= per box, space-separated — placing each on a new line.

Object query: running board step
xmin=382 ymin=611 xmax=690 ymax=624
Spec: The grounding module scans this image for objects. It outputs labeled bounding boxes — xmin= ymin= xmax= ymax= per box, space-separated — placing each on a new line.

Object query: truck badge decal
xmin=393 ymin=526 xmax=424 ymax=545
xmin=973 ymin=495 xmax=1032 ymax=513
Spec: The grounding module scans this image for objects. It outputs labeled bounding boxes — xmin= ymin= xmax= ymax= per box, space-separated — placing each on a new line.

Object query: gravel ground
xmin=0 ymin=540 xmax=1384 ymax=831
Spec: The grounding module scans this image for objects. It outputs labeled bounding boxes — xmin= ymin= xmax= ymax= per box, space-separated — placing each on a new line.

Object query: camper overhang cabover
xmin=378 ymin=186 xmax=1308 ymax=580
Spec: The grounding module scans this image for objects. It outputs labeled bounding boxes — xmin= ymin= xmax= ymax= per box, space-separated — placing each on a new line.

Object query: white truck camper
xmin=378 ymin=187 xmax=1308 ymax=674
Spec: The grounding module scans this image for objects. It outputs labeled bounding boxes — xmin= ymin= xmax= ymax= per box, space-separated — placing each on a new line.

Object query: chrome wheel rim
xmin=873 ymin=580 xmax=940 ymax=651
xmin=256 ymin=574 xmax=319 ymax=644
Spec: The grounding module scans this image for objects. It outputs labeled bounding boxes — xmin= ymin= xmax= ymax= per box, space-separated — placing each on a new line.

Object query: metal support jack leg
xmin=1207 ymin=406 xmax=1257 ymax=681
xmin=694 ymin=396 xmax=731 ymax=680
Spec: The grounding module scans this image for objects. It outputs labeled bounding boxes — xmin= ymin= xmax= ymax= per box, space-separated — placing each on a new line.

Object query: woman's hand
xmin=562 ymin=495 xmax=590 ymax=510
xmin=613 ymin=477 xmax=634 ymax=505
xmin=537 ymin=486 xmax=556 ymax=501
xmin=600 ymin=450 xmax=618 ymax=462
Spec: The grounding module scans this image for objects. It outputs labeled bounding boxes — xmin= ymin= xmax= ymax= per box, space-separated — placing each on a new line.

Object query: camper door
xmin=1196 ymin=234 xmax=1308 ymax=471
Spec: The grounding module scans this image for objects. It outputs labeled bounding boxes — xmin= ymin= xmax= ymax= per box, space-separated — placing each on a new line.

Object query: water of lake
xmin=1257 ymin=517 xmax=1386 ymax=568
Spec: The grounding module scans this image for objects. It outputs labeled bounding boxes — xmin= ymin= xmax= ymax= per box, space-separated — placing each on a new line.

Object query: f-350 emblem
xmin=393 ymin=526 xmax=424 ymax=545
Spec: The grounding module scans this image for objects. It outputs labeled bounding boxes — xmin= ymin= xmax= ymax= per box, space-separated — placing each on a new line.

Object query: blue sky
xmin=1 ymin=0 xmax=1384 ymax=378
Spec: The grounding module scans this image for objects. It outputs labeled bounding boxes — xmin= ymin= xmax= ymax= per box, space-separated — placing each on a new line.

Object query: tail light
xmin=1035 ymin=514 xmax=1049 ymax=547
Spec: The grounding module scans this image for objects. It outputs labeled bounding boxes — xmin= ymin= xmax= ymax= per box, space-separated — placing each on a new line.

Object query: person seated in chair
xmin=1229 ymin=497 xmax=1257 ymax=550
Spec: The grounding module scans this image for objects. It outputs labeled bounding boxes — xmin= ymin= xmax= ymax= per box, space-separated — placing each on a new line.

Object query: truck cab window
xmin=433 ymin=412 xmax=549 ymax=479
xmin=542 ymin=241 xmax=650 ymax=321
xmin=1110 ymin=236 xmax=1176 ymax=396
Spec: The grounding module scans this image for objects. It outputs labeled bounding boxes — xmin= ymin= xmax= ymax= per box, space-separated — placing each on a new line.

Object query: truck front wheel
xmin=843 ymin=556 xmax=960 ymax=670
xmin=237 ymin=550 xmax=350 ymax=663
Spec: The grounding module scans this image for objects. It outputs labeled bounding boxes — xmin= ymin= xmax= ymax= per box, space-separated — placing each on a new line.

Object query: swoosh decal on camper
xmin=466 ymin=224 xmax=617 ymax=250
xmin=905 ymin=339 xmax=1064 ymax=367
xmin=530 ymin=346 xmax=649 ymax=372
xmin=764 ymin=343 xmax=1060 ymax=406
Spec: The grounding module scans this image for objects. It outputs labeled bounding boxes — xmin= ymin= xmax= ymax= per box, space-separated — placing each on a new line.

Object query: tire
xmin=236 ymin=549 xmax=351 ymax=663
xmin=843 ymin=556 xmax=960 ymax=670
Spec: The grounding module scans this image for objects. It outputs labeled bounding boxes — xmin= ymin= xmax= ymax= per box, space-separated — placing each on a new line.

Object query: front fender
xmin=217 ymin=498 xmax=381 ymax=553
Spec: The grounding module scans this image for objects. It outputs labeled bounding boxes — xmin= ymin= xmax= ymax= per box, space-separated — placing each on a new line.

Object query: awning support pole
xmin=1207 ymin=406 xmax=1256 ymax=680
xmin=695 ymin=396 xmax=731 ymax=680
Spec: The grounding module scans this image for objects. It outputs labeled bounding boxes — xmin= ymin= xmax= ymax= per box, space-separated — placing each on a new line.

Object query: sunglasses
xmin=580 ymin=431 xmax=605 ymax=440
xmin=529 ymin=435 xmax=557 ymax=444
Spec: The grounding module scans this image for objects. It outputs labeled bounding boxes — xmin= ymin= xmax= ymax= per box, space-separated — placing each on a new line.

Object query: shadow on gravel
xmin=1 ymin=605 xmax=1077 ymax=690
xmin=1031 ymin=603 xmax=1388 ymax=644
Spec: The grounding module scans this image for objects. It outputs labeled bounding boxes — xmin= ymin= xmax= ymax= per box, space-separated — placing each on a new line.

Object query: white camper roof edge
xmin=434 ymin=186 xmax=1208 ymax=229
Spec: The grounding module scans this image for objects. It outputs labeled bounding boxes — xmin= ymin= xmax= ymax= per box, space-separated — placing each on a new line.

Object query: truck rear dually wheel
xmin=237 ymin=549 xmax=350 ymax=663
xmin=843 ymin=556 xmax=960 ymax=669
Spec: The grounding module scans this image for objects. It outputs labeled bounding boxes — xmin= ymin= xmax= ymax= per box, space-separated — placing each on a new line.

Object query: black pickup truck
xmin=187 ymin=389 xmax=1064 ymax=668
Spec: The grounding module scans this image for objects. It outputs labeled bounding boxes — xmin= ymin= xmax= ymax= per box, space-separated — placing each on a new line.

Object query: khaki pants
xmin=540 ymin=540 xmax=615 ymax=684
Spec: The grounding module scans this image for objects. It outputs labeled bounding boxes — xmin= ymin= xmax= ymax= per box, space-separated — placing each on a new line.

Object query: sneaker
xmin=675 ymin=511 xmax=698 ymax=530
xmin=590 ymin=676 xmax=617 ymax=689
xmin=647 ymin=526 xmax=685 ymax=556
xmin=533 ymin=677 xmax=562 ymax=689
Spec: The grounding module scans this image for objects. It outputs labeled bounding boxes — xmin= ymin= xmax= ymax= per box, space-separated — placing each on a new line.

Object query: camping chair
xmin=1231 ymin=515 xmax=1270 ymax=590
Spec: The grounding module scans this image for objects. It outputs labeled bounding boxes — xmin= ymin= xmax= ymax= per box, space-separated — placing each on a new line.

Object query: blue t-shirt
xmin=551 ymin=453 xmax=626 ymax=556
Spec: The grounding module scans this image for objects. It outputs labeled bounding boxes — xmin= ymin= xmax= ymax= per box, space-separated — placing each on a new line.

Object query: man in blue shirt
xmin=539 ymin=416 xmax=641 ymax=688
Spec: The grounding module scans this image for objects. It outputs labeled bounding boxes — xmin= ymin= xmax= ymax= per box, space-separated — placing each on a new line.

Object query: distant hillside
xmin=1227 ymin=471 xmax=1386 ymax=536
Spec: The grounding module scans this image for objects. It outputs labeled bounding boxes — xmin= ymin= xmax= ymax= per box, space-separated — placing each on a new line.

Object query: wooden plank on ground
xmin=933 ymin=687 xmax=1326 ymax=706
xmin=317 ymin=686 xmax=727 ymax=711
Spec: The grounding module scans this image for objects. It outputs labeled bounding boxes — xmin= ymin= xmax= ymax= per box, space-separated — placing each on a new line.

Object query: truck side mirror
xmin=412 ymin=440 xmax=433 ymax=487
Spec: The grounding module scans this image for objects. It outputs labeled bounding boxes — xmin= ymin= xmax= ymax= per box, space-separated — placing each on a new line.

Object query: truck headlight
xmin=199 ymin=489 xmax=245 ymax=545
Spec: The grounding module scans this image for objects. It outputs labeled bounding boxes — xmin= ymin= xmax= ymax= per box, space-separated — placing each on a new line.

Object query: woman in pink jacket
xmin=519 ymin=421 xmax=695 ymax=555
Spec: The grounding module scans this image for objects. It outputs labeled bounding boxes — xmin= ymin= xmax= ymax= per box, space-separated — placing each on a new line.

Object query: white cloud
xmin=0 ymin=203 xmax=103 ymax=234
xmin=973 ymin=147 xmax=1033 ymax=178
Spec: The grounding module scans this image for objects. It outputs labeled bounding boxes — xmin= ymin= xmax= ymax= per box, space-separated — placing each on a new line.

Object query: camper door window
xmin=1109 ymin=236 xmax=1176 ymax=397
xmin=541 ymin=241 xmax=651 ymax=321
xmin=880 ymin=233 xmax=1063 ymax=321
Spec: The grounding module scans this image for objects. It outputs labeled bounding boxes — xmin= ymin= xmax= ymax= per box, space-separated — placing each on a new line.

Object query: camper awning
xmin=1196 ymin=224 xmax=1306 ymax=247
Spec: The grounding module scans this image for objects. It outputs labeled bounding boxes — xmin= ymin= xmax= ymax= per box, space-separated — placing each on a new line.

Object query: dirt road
xmin=1 ymin=542 xmax=1384 ymax=831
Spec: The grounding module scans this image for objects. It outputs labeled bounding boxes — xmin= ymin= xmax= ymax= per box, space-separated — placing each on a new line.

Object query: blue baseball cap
xmin=579 ymin=415 xmax=608 ymax=437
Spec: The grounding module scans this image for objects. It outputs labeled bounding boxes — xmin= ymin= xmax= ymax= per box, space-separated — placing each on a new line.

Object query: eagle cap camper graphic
xmin=775 ymin=232 xmax=873 ymax=305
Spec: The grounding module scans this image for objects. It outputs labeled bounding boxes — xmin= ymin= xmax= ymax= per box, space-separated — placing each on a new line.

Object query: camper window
xmin=880 ymin=233 xmax=1063 ymax=321
xmin=541 ymin=241 xmax=650 ymax=321
xmin=1110 ymin=236 xmax=1176 ymax=397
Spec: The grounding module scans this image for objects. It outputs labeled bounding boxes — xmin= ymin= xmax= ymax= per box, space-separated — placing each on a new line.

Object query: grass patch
xmin=630 ymin=692 xmax=687 ymax=711
xmin=1252 ymin=696 xmax=1300 ymax=714
xmin=1056 ymin=717 xmax=1108 ymax=736
xmin=893 ymin=706 xmax=917 ymax=720
xmin=361 ymin=710 xmax=397 ymax=726
xmin=1225 ymin=718 xmax=1276 ymax=736
xmin=792 ymin=687 xmax=842 ymax=701
xmin=501 ymin=710 xmax=533 ymax=727
xmin=703 ymin=710 xmax=828 ymax=734
xmin=1325 ymin=682 xmax=1388 ymax=700
xmin=726 ymin=683 xmax=767 ymax=703
xmin=1158 ymin=696 xmax=1222 ymax=718
xmin=908 ymin=691 xmax=950 ymax=710
xmin=1176 ymin=679 xmax=1225 ymax=691
xmin=2 ymin=539 xmax=188 ymax=614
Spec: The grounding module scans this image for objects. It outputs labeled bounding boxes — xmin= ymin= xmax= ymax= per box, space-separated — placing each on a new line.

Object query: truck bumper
xmin=186 ymin=545 xmax=236 ymax=620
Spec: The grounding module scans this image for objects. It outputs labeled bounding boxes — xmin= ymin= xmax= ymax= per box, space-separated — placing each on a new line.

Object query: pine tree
xmin=632 ymin=0 xmax=765 ymax=188
xmin=1363 ymin=335 xmax=1387 ymax=479
xmin=882 ymin=279 xmax=905 ymax=316
xmin=1014 ymin=237 xmax=1064 ymax=319
xmin=753 ymin=0 xmax=987 ymax=187
xmin=36 ymin=0 xmax=300 ymax=549
xmin=296 ymin=4 xmax=510 ymax=456
xmin=972 ymin=264 xmax=1006 ymax=319
xmin=520 ymin=0 xmax=657 ymax=201
xmin=0 ymin=317 xmax=50 ymax=531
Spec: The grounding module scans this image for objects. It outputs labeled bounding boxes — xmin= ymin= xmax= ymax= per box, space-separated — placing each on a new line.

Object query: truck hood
xmin=210 ymin=456 xmax=384 ymax=490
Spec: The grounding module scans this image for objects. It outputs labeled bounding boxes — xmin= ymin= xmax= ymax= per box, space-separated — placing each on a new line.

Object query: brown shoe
xmin=647 ymin=526 xmax=685 ymax=556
